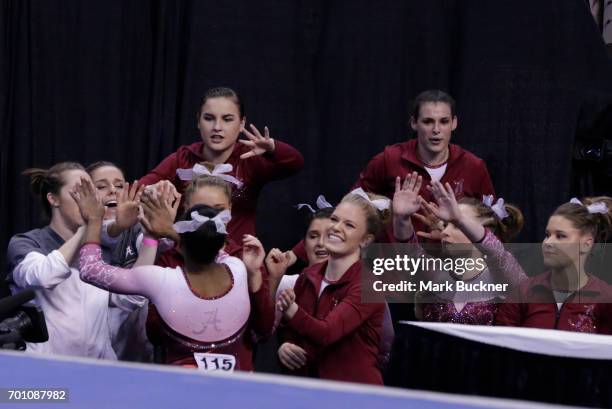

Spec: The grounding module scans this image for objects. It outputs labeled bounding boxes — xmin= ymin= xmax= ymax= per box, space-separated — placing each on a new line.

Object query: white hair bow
xmin=569 ymin=198 xmax=609 ymax=215
xmin=349 ymin=187 xmax=391 ymax=211
xmin=173 ymin=209 xmax=232 ymax=234
xmin=482 ymin=195 xmax=509 ymax=219
xmin=296 ymin=195 xmax=334 ymax=213
xmin=176 ymin=163 xmax=243 ymax=188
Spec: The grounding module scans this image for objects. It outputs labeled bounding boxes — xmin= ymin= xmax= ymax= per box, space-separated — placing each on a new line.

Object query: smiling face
xmin=411 ymin=102 xmax=457 ymax=161
xmin=325 ymin=202 xmax=373 ymax=257
xmin=304 ymin=217 xmax=332 ymax=266
xmin=90 ymin=166 xmax=125 ymax=220
xmin=542 ymin=215 xmax=592 ymax=269
xmin=198 ymin=97 xmax=245 ymax=157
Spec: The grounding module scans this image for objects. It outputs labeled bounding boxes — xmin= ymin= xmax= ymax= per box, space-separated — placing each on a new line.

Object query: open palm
xmin=392 ymin=172 xmax=423 ymax=217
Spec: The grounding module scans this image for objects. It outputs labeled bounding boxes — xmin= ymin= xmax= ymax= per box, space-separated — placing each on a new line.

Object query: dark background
xmin=2 ymin=0 xmax=612 ymax=269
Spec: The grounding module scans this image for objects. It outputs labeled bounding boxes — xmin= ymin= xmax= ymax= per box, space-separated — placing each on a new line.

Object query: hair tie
xmin=349 ymin=187 xmax=391 ymax=211
xmin=173 ymin=209 xmax=232 ymax=234
xmin=176 ymin=163 xmax=243 ymax=188
xmin=570 ymin=197 xmax=609 ymax=215
xmin=482 ymin=195 xmax=509 ymax=220
xmin=296 ymin=195 xmax=334 ymax=213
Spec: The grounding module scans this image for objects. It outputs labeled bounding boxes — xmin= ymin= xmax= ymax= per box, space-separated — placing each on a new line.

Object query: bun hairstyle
xmin=340 ymin=191 xmax=391 ymax=237
xmin=86 ymin=161 xmax=124 ymax=178
xmin=198 ymin=87 xmax=245 ymax=119
xmin=179 ymin=204 xmax=227 ymax=265
xmin=555 ymin=197 xmax=612 ymax=244
xmin=458 ymin=197 xmax=524 ymax=242
xmin=23 ymin=162 xmax=85 ymax=217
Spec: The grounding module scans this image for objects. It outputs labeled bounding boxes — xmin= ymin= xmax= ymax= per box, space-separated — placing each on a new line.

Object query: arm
xmin=79 ymin=242 xmax=158 ymax=298
xmin=139 ymin=151 xmax=179 ymax=187
xmin=284 ymin=283 xmax=383 ymax=347
xmin=9 ymin=228 xmax=85 ymax=289
xmin=72 ymin=176 xmax=159 ymax=298
xmin=477 ymin=230 xmax=527 ymax=286
xmin=248 ymin=267 xmax=275 ymax=339
xmin=248 ymin=140 xmax=305 ymax=184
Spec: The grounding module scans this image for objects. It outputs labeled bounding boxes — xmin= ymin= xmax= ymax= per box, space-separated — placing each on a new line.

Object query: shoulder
xmin=450 ymin=144 xmax=488 ymax=168
xmin=220 ymin=255 xmax=247 ymax=274
xmin=8 ymin=228 xmax=52 ymax=253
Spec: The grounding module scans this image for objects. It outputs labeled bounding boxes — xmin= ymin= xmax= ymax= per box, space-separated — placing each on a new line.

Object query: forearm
xmin=57 ymin=226 xmax=85 ymax=265
xmin=12 ymin=251 xmax=72 ymax=289
xmin=83 ymin=218 xmax=103 ymax=245
xmin=393 ymin=213 xmax=414 ymax=241
xmin=247 ymin=267 xmax=263 ymax=293
xmin=456 ymin=216 xmax=486 ymax=243
xmin=133 ymin=236 xmax=158 ymax=267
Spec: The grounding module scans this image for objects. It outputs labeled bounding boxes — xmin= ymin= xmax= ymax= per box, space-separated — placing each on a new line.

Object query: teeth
xmin=327 ymin=234 xmax=342 ymax=242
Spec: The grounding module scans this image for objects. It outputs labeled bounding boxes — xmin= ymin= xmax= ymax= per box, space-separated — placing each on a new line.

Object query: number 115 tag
xmin=193 ymin=353 xmax=236 ymax=373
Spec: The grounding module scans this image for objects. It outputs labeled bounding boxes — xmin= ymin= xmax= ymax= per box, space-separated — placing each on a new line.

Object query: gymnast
xmin=72 ymin=177 xmax=268 ymax=369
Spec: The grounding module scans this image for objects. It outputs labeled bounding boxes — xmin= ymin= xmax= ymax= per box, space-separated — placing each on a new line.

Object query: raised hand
xmin=392 ymin=172 xmax=423 ymax=217
xmin=139 ymin=188 xmax=181 ymax=240
xmin=413 ymin=204 xmax=444 ymax=241
xmin=265 ymin=248 xmax=290 ymax=282
xmin=423 ymin=181 xmax=462 ymax=223
xmin=70 ymin=177 xmax=105 ymax=223
xmin=114 ymin=181 xmax=144 ymax=231
xmin=239 ymin=124 xmax=275 ymax=159
xmin=278 ymin=342 xmax=307 ymax=370
xmin=242 ymin=234 xmax=265 ymax=274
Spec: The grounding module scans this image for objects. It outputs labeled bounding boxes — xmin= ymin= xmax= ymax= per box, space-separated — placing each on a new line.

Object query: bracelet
xmin=142 ymin=237 xmax=159 ymax=247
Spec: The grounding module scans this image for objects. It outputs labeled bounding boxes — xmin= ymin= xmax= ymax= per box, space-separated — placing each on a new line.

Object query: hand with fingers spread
xmin=114 ymin=181 xmax=145 ymax=231
xmin=413 ymin=205 xmax=444 ymax=241
xmin=423 ymin=181 xmax=462 ymax=224
xmin=392 ymin=172 xmax=423 ymax=217
xmin=70 ymin=177 xmax=106 ymax=223
xmin=239 ymin=124 xmax=276 ymax=159
xmin=139 ymin=188 xmax=181 ymax=240
xmin=278 ymin=342 xmax=307 ymax=370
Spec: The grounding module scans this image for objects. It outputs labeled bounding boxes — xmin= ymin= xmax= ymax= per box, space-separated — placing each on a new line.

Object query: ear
xmin=46 ymin=192 xmax=59 ymax=209
xmin=360 ymin=233 xmax=375 ymax=250
xmin=240 ymin=116 xmax=246 ymax=132
xmin=451 ymin=115 xmax=458 ymax=131
xmin=410 ymin=116 xmax=417 ymax=131
xmin=580 ymin=234 xmax=594 ymax=255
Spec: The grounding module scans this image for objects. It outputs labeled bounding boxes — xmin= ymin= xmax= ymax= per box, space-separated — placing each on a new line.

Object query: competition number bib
xmin=193 ymin=353 xmax=236 ymax=373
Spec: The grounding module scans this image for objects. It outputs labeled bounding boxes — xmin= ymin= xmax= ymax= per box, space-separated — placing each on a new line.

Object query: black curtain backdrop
xmin=2 ymin=0 xmax=612 ymax=271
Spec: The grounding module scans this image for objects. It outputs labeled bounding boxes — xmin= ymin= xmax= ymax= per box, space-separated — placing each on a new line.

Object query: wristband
xmin=142 ymin=237 xmax=159 ymax=247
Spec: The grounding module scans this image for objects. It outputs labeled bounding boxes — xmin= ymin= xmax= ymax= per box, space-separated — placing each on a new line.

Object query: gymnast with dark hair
xmin=72 ymin=177 xmax=269 ymax=369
